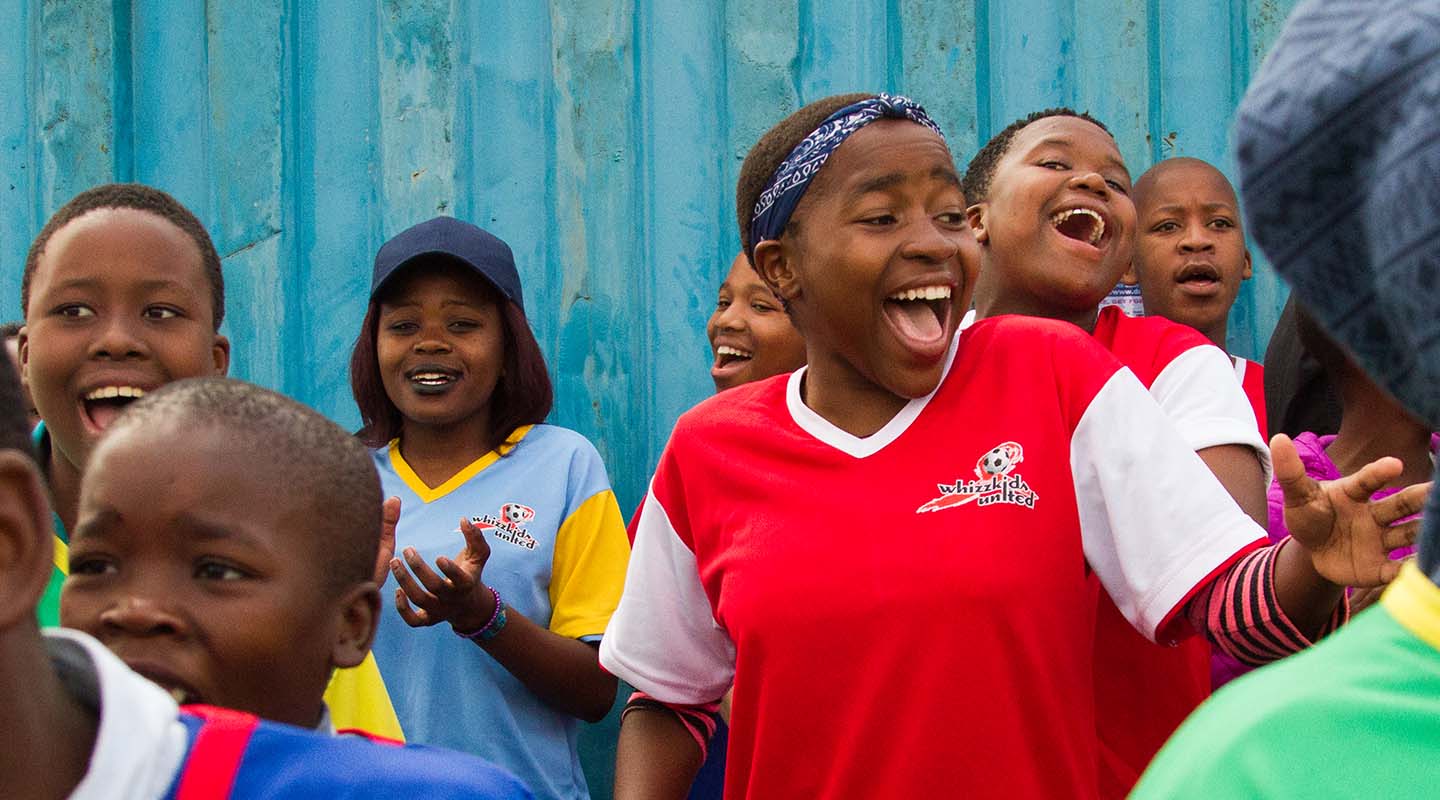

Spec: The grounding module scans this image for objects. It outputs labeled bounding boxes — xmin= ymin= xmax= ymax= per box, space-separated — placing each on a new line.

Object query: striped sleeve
xmin=1185 ymin=539 xmax=1348 ymax=665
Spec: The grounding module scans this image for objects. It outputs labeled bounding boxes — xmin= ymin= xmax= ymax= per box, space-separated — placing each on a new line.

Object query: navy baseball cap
xmin=370 ymin=216 xmax=524 ymax=312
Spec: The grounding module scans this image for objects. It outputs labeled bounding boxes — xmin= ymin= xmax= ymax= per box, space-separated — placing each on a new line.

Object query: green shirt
xmin=34 ymin=422 xmax=67 ymax=627
xmin=1133 ymin=562 xmax=1440 ymax=798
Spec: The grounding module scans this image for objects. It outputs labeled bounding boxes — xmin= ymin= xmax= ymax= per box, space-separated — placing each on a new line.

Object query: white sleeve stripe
xmin=1150 ymin=345 xmax=1272 ymax=485
xmin=599 ymin=485 xmax=735 ymax=705
xmin=1072 ymin=370 xmax=1268 ymax=641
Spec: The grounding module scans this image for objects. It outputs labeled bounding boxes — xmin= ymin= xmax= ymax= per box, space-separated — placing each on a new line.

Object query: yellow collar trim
xmin=387 ymin=425 xmax=535 ymax=504
xmin=53 ymin=533 xmax=68 ymax=575
xmin=1380 ymin=561 xmax=1440 ymax=653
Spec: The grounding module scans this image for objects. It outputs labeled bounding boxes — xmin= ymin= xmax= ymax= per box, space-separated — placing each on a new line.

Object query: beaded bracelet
xmin=455 ymin=586 xmax=507 ymax=643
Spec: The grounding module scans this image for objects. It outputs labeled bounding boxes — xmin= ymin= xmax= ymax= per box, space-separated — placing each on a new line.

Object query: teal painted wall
xmin=0 ymin=0 xmax=1300 ymax=794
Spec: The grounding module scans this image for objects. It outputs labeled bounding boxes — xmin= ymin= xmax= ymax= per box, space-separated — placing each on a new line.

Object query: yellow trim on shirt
xmin=548 ymin=489 xmax=630 ymax=640
xmin=53 ymin=533 xmax=68 ymax=575
xmin=323 ymin=651 xmax=405 ymax=741
xmin=1380 ymin=561 xmax=1440 ymax=653
xmin=387 ymin=425 xmax=535 ymax=504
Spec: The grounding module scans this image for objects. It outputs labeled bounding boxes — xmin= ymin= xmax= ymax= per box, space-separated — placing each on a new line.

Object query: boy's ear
xmin=1241 ymin=249 xmax=1253 ymax=281
xmin=16 ymin=326 xmax=28 ymax=383
xmin=752 ymin=240 xmax=801 ymax=307
xmin=0 ymin=450 xmax=56 ymax=630
xmin=966 ymin=204 xmax=990 ymax=245
xmin=330 ymin=582 xmax=380 ymax=670
xmin=211 ymin=335 xmax=231 ymax=377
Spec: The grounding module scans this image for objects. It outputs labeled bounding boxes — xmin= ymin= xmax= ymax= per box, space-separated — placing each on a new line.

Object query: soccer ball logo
xmin=501 ymin=503 xmax=535 ymax=526
xmin=975 ymin=441 xmax=1024 ymax=478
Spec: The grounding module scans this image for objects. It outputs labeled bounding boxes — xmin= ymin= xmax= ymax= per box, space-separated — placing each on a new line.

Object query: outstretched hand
xmin=1275 ymin=433 xmax=1429 ymax=587
xmin=391 ymin=516 xmax=497 ymax=632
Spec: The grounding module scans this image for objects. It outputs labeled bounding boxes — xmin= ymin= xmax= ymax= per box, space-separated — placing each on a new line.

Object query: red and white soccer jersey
xmin=1233 ymin=355 xmax=1268 ymax=440
xmin=1090 ymin=305 xmax=1269 ymax=797
xmin=600 ymin=315 xmax=1264 ymax=800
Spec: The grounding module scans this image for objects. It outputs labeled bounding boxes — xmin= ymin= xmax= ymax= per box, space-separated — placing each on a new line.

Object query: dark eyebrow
xmin=51 ymin=277 xmax=190 ymax=293
xmin=1030 ymin=136 xmax=1129 ymax=174
xmin=71 ymin=508 xmax=122 ymax=541
xmin=1147 ymin=202 xmax=1238 ymax=215
xmin=853 ymin=167 xmax=961 ymax=196
xmin=178 ymin=514 xmax=272 ymax=553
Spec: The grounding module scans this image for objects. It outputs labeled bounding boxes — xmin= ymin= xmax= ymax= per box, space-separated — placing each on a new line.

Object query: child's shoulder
xmin=220 ymin=714 xmax=531 ymax=798
xmin=964 ymin=313 xmax=1123 ymax=369
xmin=1091 ymin=306 xmax=1217 ymax=378
xmin=674 ymin=371 xmax=791 ymax=438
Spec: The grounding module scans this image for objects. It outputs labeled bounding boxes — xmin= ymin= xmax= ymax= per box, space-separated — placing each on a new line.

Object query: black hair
xmin=349 ymin=257 xmax=553 ymax=452
xmin=962 ymin=108 xmax=1112 ymax=205
xmin=735 ymin=93 xmax=875 ymax=263
xmin=23 ymin=184 xmax=225 ymax=330
xmin=0 ymin=322 xmax=21 ymax=339
xmin=0 ymin=344 xmax=28 ymax=455
xmin=102 ymin=377 xmax=381 ymax=590
xmin=1294 ymin=303 xmax=1360 ymax=390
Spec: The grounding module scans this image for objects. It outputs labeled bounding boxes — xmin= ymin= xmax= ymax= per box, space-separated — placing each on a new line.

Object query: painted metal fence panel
xmin=1 ymin=0 xmax=1300 ymax=526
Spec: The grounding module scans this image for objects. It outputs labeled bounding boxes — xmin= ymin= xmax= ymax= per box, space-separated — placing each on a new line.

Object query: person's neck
xmin=399 ymin=414 xmax=497 ymax=487
xmin=972 ymin=274 xmax=1099 ymax=333
xmin=0 ymin=629 xmax=99 ymax=800
xmin=47 ymin=448 xmax=81 ymax=535
xmin=1200 ymin=319 xmax=1228 ymax=350
xmin=801 ymin=356 xmax=911 ymax=439
xmin=1327 ymin=385 xmax=1435 ymax=489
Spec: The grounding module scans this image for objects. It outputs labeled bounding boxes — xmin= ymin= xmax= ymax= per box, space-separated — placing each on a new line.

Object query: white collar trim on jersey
xmin=49 ymin=628 xmax=190 ymax=800
xmin=785 ymin=328 xmax=963 ymax=459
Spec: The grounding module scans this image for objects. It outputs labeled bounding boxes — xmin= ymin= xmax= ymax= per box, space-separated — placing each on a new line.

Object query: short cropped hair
xmin=0 ymin=346 xmax=29 ymax=455
xmin=104 ymin=378 xmax=380 ymax=590
xmin=735 ymin=92 xmax=875 ymax=262
xmin=23 ymin=184 xmax=226 ymax=329
xmin=0 ymin=322 xmax=21 ymax=339
xmin=349 ymin=263 xmax=553 ymax=452
xmin=962 ymin=108 xmax=1112 ymax=205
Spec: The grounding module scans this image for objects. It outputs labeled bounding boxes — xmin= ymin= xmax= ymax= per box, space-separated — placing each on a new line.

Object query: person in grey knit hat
xmin=1134 ymin=2 xmax=1440 ymax=796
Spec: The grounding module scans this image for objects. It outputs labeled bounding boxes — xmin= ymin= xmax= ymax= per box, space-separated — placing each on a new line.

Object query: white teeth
xmin=886 ymin=286 xmax=952 ymax=302
xmin=411 ymin=372 xmax=452 ymax=385
xmin=84 ymin=386 xmax=146 ymax=401
xmin=168 ymin=687 xmax=188 ymax=704
xmin=716 ymin=346 xmax=752 ymax=359
xmin=1050 ymin=208 xmax=1106 ymax=245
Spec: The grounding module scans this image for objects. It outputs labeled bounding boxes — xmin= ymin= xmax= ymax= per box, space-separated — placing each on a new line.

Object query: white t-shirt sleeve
xmin=599 ymin=485 xmax=735 ymax=705
xmin=1072 ymin=369 xmax=1267 ymax=641
xmin=1149 ymin=344 xmax=1272 ymax=485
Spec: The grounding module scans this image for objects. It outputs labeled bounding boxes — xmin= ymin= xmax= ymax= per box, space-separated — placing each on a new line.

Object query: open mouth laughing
xmin=1050 ymin=207 xmax=1109 ymax=250
xmin=80 ymin=385 xmax=147 ymax=433
xmin=882 ymin=284 xmax=953 ymax=357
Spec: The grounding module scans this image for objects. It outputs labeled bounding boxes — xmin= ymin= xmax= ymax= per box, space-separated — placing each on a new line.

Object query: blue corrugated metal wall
xmin=0 ymin=1 xmax=1302 ymax=795
xmin=0 ymin=0 xmax=1299 ymax=518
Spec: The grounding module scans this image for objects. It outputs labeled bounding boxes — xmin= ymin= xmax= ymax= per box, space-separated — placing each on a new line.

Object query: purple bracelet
xmin=455 ymin=586 xmax=507 ymax=642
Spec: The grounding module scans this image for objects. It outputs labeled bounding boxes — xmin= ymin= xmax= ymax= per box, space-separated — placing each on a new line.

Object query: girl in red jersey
xmin=600 ymin=94 xmax=1425 ymax=800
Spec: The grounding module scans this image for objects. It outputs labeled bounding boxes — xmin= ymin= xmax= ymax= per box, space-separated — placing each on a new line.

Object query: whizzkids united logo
xmin=466 ymin=502 xmax=539 ymax=550
xmin=916 ymin=441 xmax=1039 ymax=513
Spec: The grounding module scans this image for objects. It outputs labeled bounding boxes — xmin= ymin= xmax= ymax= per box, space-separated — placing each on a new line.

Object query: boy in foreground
xmin=0 ymin=361 xmax=530 ymax=798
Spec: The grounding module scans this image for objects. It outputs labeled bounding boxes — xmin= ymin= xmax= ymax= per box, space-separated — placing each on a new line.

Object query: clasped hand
xmin=388 ymin=515 xmax=498 ymax=633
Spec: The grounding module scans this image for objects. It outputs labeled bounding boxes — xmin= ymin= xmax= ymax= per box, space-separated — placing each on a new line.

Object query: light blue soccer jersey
xmin=370 ymin=424 xmax=629 ymax=800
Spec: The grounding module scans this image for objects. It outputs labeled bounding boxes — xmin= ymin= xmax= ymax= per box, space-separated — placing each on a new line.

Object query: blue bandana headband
xmin=748 ymin=93 xmax=946 ymax=252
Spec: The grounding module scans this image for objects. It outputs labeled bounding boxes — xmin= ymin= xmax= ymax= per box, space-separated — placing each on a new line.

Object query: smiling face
xmin=60 ymin=422 xmax=350 ymax=728
xmin=754 ymin=120 xmax=978 ymax=415
xmin=1130 ymin=159 xmax=1252 ymax=345
xmin=375 ymin=261 xmax=506 ymax=442
xmin=969 ymin=115 xmax=1136 ymax=329
xmin=705 ymin=253 xmax=807 ymax=392
xmin=20 ymin=208 xmax=229 ymax=472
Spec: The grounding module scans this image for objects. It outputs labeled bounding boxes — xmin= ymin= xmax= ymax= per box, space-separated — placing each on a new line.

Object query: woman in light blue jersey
xmin=348 ymin=216 xmax=629 ymax=800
